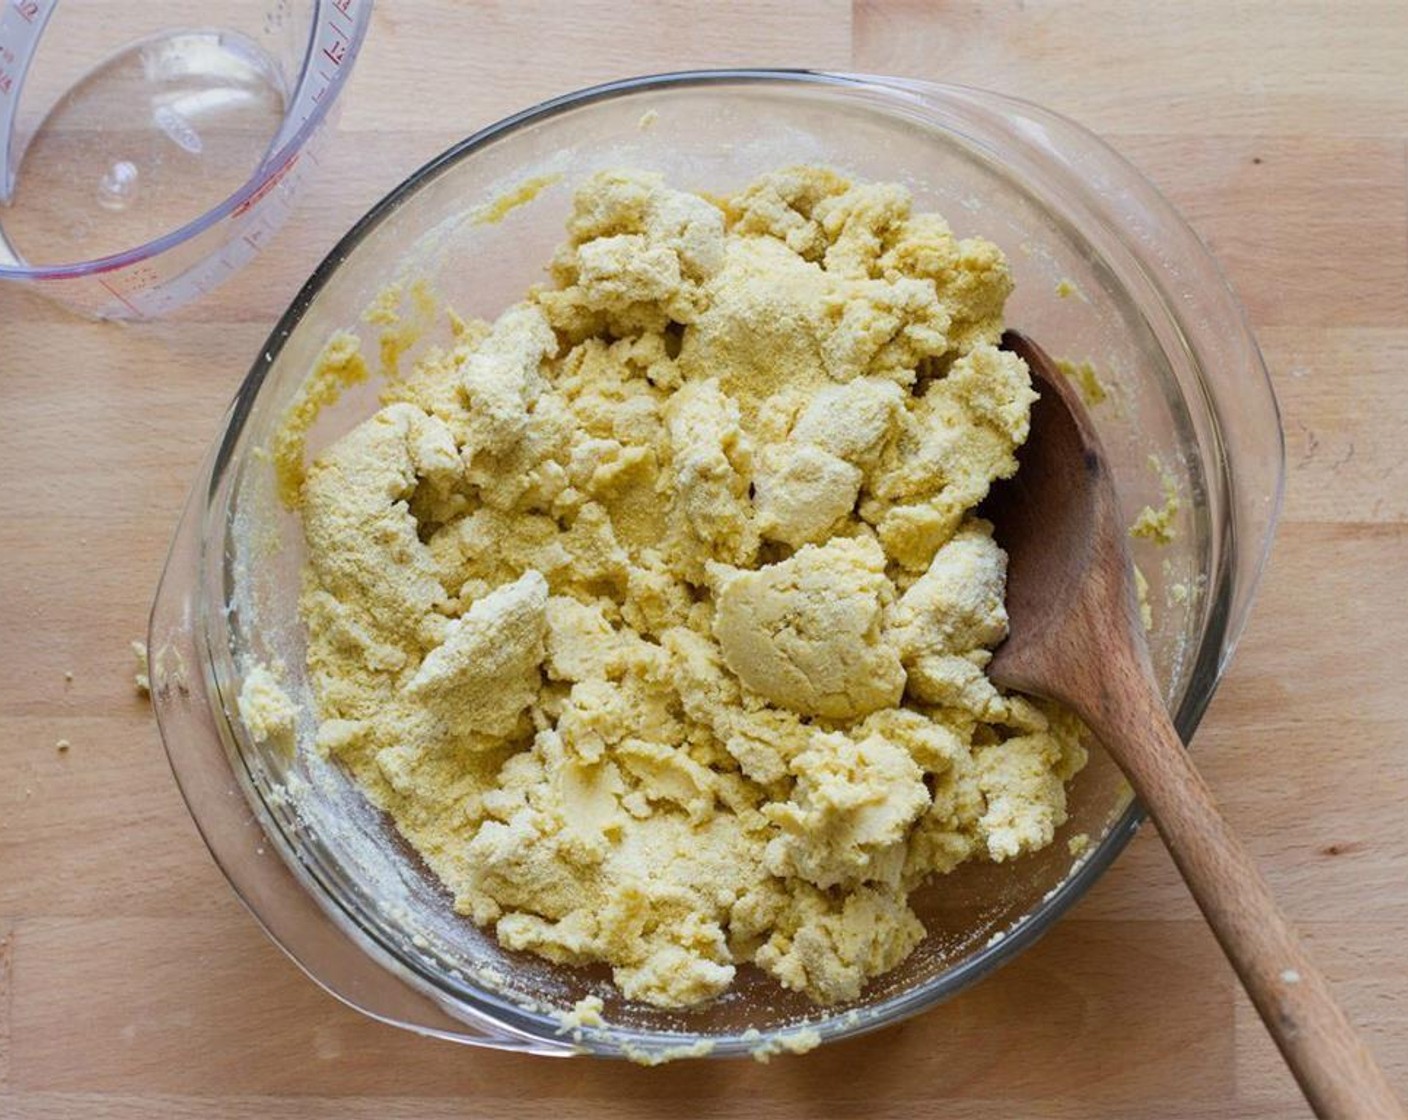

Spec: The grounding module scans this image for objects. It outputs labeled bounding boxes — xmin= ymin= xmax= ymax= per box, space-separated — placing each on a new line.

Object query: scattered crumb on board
xmin=132 ymin=640 xmax=149 ymax=694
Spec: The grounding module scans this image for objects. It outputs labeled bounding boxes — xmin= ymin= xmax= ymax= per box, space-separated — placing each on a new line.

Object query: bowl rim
xmin=172 ymin=66 xmax=1284 ymax=1059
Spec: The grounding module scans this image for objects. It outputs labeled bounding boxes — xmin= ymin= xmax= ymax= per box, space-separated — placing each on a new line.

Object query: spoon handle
xmin=1098 ymin=678 xmax=1405 ymax=1120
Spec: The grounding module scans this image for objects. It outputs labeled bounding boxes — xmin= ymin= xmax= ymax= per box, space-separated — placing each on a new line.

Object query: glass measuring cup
xmin=0 ymin=0 xmax=371 ymax=319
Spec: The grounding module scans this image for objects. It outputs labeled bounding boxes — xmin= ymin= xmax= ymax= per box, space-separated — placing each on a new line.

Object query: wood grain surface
xmin=2 ymin=3 xmax=1405 ymax=1117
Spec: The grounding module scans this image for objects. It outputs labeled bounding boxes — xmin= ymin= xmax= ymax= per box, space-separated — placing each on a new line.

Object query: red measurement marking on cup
xmin=2 ymin=0 xmax=54 ymax=214
xmin=97 ymin=277 xmax=142 ymax=315
xmin=0 ymin=0 xmax=42 ymax=96
xmin=320 ymin=5 xmax=352 ymax=69
xmin=276 ymin=0 xmax=361 ymax=134
xmin=232 ymin=152 xmax=300 ymax=216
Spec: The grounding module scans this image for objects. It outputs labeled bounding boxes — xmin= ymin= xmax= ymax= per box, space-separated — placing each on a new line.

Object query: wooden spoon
xmin=984 ymin=330 xmax=1404 ymax=1120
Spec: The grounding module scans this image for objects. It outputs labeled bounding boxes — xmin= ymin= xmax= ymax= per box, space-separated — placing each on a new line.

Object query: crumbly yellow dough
xmin=1130 ymin=456 xmax=1181 ymax=545
xmin=475 ymin=175 xmax=561 ymax=226
xmin=1134 ymin=566 xmax=1155 ymax=631
xmin=742 ymin=1025 xmax=823 ymax=1062
xmin=272 ymin=331 xmax=371 ymax=508
xmin=237 ymin=664 xmax=298 ymax=748
xmin=1056 ymin=357 xmax=1108 ymax=407
xmin=282 ymin=167 xmax=1087 ymax=1011
xmin=557 ymin=994 xmax=606 ymax=1034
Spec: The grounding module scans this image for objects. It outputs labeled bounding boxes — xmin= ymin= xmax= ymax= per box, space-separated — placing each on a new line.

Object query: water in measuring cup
xmin=2 ymin=30 xmax=286 ymax=266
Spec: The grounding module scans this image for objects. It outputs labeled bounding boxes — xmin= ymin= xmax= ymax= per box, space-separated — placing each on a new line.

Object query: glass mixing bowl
xmin=150 ymin=70 xmax=1283 ymax=1060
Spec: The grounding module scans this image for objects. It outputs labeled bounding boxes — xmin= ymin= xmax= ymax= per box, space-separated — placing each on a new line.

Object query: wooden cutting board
xmin=2 ymin=3 xmax=1404 ymax=1116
